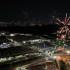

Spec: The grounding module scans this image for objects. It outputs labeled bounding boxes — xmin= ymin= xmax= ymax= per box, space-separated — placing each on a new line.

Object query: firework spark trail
xmin=55 ymin=13 xmax=70 ymax=40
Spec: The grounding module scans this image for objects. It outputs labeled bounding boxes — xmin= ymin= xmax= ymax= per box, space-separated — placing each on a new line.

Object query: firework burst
xmin=55 ymin=13 xmax=70 ymax=40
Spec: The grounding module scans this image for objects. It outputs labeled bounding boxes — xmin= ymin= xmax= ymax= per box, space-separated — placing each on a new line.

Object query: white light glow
xmin=10 ymin=34 xmax=15 ymax=36
xmin=22 ymin=41 xmax=26 ymax=44
xmin=53 ymin=56 xmax=57 ymax=59
xmin=1 ymin=33 xmax=5 ymax=35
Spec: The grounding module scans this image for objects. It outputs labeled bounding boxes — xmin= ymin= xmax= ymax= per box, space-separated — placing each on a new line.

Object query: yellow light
xmin=66 ymin=50 xmax=70 ymax=54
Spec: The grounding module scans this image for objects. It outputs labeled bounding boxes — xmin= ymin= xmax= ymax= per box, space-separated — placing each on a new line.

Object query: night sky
xmin=0 ymin=1 xmax=70 ymax=23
